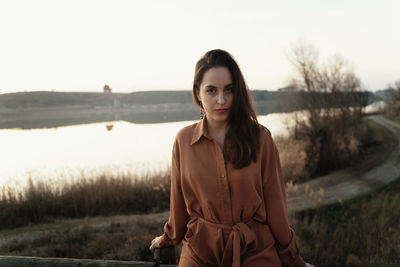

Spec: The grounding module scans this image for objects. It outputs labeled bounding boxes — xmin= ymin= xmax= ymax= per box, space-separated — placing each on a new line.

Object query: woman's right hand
xmin=149 ymin=235 xmax=162 ymax=253
xmin=306 ymin=263 xmax=315 ymax=267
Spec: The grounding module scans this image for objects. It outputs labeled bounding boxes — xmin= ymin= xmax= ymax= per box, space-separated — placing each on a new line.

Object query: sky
xmin=0 ymin=0 xmax=399 ymax=94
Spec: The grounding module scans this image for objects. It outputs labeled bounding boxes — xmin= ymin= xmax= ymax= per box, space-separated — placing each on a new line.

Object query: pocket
xmin=183 ymin=218 xmax=220 ymax=265
xmin=184 ymin=217 xmax=203 ymax=243
xmin=184 ymin=227 xmax=193 ymax=239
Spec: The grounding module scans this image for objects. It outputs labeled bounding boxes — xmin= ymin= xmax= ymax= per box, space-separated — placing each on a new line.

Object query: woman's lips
xmin=215 ymin=108 xmax=228 ymax=113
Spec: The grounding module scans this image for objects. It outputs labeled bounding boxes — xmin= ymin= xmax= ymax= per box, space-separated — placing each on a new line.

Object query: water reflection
xmin=0 ymin=120 xmax=193 ymax=189
xmin=105 ymin=123 xmax=114 ymax=131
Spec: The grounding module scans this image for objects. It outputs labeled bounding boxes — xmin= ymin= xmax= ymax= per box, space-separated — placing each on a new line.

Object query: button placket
xmin=214 ymin=140 xmax=232 ymax=224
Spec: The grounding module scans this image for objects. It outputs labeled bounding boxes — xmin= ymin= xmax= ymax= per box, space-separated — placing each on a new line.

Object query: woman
xmin=150 ymin=49 xmax=314 ymax=267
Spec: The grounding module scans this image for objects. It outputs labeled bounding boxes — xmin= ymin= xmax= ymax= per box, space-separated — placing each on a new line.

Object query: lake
xmin=0 ymin=113 xmax=298 ymax=190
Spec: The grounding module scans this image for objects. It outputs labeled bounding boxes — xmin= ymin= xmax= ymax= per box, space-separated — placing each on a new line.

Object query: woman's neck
xmin=205 ymin=117 xmax=229 ymax=143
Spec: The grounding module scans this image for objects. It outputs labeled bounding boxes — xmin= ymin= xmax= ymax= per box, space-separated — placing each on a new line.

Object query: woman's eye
xmin=206 ymin=88 xmax=215 ymax=93
xmin=226 ymin=87 xmax=233 ymax=92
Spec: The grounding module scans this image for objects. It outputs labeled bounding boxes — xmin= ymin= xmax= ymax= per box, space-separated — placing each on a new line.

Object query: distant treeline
xmin=0 ymin=90 xmax=376 ymax=109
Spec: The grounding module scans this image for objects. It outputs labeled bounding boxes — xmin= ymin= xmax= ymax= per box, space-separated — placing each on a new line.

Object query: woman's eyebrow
xmin=205 ymin=83 xmax=233 ymax=88
xmin=206 ymin=83 xmax=232 ymax=88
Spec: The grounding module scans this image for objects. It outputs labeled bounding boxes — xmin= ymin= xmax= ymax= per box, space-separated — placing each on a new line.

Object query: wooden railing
xmin=0 ymin=247 xmax=178 ymax=267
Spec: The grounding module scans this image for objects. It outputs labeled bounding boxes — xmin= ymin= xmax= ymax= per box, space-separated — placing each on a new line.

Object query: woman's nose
xmin=217 ymin=92 xmax=226 ymax=104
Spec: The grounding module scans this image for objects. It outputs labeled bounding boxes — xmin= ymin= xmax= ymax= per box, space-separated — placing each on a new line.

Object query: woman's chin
xmin=207 ymin=114 xmax=230 ymax=123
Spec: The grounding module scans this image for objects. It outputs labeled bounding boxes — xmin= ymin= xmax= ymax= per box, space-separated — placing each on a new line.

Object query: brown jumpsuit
xmin=159 ymin=117 xmax=306 ymax=267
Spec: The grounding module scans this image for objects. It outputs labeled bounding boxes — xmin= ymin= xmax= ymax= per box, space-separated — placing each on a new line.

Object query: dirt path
xmin=286 ymin=115 xmax=400 ymax=212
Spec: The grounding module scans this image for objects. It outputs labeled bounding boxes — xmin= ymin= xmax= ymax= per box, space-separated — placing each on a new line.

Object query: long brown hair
xmin=192 ymin=49 xmax=260 ymax=169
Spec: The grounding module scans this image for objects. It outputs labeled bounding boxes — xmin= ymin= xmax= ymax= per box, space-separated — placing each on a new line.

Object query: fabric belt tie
xmin=196 ymin=217 xmax=256 ymax=267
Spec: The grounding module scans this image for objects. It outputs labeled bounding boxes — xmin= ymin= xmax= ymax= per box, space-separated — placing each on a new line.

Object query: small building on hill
xmin=103 ymin=84 xmax=112 ymax=93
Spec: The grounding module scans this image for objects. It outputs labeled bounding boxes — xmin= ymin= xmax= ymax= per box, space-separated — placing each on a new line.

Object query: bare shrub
xmin=287 ymin=42 xmax=367 ymax=176
xmin=385 ymin=80 xmax=400 ymax=118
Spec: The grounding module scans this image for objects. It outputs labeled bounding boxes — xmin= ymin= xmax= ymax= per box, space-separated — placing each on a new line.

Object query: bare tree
xmin=288 ymin=43 xmax=365 ymax=176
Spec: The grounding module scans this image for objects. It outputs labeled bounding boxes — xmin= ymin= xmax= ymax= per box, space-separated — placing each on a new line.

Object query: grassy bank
xmin=293 ymin=175 xmax=400 ymax=267
xmin=0 ymin=212 xmax=169 ymax=261
xmin=384 ymin=114 xmax=400 ymax=124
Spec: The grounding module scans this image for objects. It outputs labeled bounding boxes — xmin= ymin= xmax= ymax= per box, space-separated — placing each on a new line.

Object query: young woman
xmin=150 ymin=49 xmax=314 ymax=267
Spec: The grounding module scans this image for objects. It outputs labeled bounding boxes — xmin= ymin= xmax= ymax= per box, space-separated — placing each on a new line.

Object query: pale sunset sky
xmin=0 ymin=0 xmax=399 ymax=94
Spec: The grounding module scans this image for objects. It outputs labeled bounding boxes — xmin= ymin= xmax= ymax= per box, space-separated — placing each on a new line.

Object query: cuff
xmin=276 ymin=228 xmax=306 ymax=267
xmin=158 ymin=233 xmax=172 ymax=248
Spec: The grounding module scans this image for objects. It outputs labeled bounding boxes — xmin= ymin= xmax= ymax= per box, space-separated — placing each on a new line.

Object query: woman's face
xmin=197 ymin=66 xmax=233 ymax=125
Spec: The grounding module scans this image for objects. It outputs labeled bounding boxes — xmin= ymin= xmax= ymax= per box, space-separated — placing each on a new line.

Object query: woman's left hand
xmin=306 ymin=263 xmax=315 ymax=267
xmin=149 ymin=235 xmax=162 ymax=253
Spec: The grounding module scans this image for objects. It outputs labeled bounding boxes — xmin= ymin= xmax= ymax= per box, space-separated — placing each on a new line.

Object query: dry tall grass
xmin=274 ymin=135 xmax=308 ymax=183
xmin=0 ymin=171 xmax=170 ymax=230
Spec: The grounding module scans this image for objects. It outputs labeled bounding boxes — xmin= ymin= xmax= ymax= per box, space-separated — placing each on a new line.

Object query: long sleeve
xmin=159 ymin=138 xmax=190 ymax=247
xmin=261 ymin=130 xmax=306 ymax=267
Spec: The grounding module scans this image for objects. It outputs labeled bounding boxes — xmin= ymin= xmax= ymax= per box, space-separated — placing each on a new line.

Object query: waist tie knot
xmin=196 ymin=217 xmax=256 ymax=267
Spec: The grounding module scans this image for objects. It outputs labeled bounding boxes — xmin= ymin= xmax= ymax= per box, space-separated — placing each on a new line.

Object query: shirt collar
xmin=190 ymin=115 xmax=212 ymax=145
